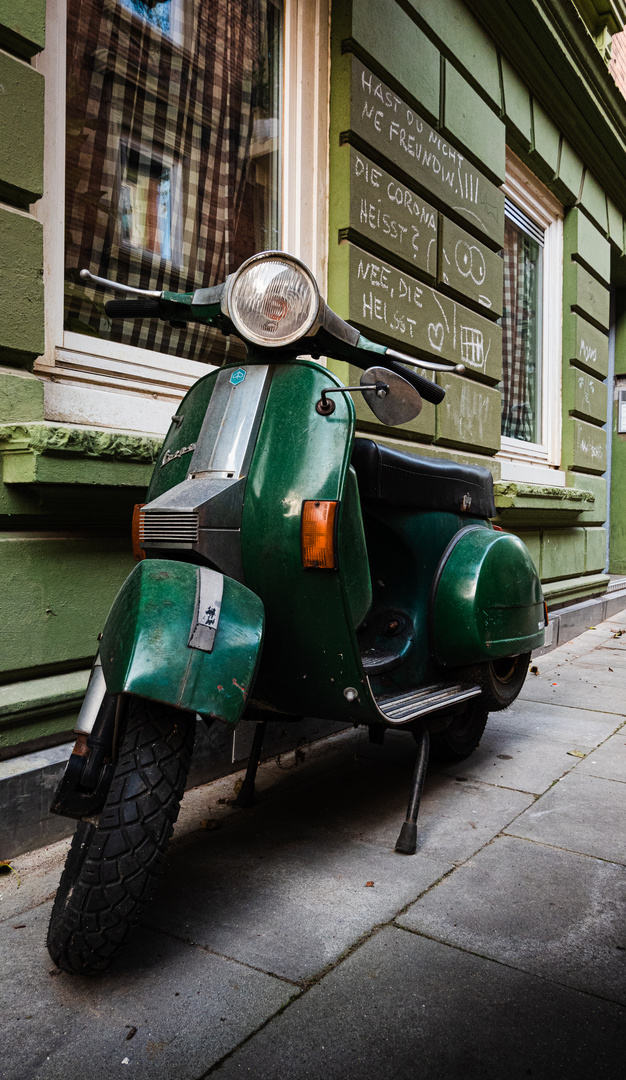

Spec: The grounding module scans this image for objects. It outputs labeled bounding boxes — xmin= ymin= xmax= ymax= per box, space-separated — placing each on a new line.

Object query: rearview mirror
xmin=360 ymin=366 xmax=422 ymax=426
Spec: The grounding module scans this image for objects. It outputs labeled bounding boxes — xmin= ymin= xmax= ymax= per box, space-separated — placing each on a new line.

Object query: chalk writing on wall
xmin=347 ymin=58 xmax=504 ymax=246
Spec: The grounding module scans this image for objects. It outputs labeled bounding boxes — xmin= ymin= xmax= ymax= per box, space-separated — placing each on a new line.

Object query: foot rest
xmin=376 ymin=683 xmax=482 ymax=724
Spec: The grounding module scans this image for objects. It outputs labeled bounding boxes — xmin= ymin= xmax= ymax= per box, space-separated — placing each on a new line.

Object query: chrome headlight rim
xmin=222 ymin=250 xmax=321 ymax=348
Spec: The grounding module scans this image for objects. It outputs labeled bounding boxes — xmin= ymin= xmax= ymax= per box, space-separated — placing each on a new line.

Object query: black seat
xmin=351 ymin=438 xmax=496 ymax=518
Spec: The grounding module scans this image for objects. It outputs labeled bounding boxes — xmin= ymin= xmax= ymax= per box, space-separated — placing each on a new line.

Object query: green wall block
xmin=566 ymin=471 xmax=606 ymax=525
xmin=334 ymin=144 xmax=439 ymax=278
xmin=500 ymin=56 xmax=531 ymax=150
xmin=0 ymin=1 xmax=45 ymax=58
xmin=0 ymin=208 xmax=44 ymax=365
xmin=563 ymin=207 xmax=610 ymax=285
xmin=349 ymin=0 xmax=440 ymax=119
xmin=607 ymin=198 xmax=624 ymax=254
xmin=330 ymin=243 xmax=502 ymax=382
xmin=0 ymin=52 xmax=44 ymax=206
xmin=563 ymin=417 xmax=607 ymax=474
xmin=442 ymin=62 xmax=506 ymax=185
xmin=434 ymin=373 xmax=500 ymax=454
xmin=530 ymin=101 xmax=560 ymax=181
xmin=513 ymin=530 xmax=540 ymax=574
xmin=542 ymin=573 xmax=608 ymax=606
xmin=567 ymin=367 xmax=607 ymax=425
xmin=0 ymin=534 xmax=135 ymax=677
xmin=0 ymin=669 xmax=88 ymax=753
xmin=556 ymin=140 xmax=583 ymax=205
xmin=540 ymin=528 xmax=586 ymax=582
xmin=580 ymin=170 xmax=609 ymax=236
xmin=403 ymin=0 xmax=501 ymax=109
xmin=0 ymin=370 xmax=43 ymax=422
xmin=562 ymin=312 xmax=608 ymax=378
xmin=438 ymin=216 xmax=503 ymax=316
xmin=564 ymin=263 xmax=610 ymax=331
xmin=585 ymin=527 xmax=607 ymax=573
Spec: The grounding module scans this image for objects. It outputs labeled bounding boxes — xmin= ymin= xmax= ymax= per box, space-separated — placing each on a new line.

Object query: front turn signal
xmin=301 ymin=500 xmax=338 ymax=569
xmin=131 ymin=503 xmax=146 ymax=561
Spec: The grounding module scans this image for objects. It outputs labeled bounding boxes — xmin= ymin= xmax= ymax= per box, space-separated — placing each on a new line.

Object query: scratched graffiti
xmin=347 ymin=246 xmax=500 ymax=376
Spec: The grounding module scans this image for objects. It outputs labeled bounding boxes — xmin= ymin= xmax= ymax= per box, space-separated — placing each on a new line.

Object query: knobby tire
xmin=47 ymin=697 xmax=195 ymax=975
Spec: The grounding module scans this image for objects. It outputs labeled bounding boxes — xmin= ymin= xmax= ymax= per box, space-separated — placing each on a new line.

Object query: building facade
xmin=2 ymin=0 xmax=626 ymax=819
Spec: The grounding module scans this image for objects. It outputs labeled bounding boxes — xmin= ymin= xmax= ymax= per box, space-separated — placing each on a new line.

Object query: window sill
xmin=493 ymin=480 xmax=595 ymax=526
xmin=0 ymin=421 xmax=161 ymax=487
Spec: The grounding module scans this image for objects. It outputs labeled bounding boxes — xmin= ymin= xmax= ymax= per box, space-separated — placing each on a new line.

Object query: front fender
xmin=100 ymin=559 xmax=264 ymax=725
xmin=431 ymin=526 xmax=544 ymax=666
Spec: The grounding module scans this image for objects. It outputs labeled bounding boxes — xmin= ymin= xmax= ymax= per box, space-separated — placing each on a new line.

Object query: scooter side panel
xmin=100 ymin=559 xmax=264 ymax=724
xmin=431 ymin=528 xmax=544 ymax=666
xmin=241 ymin=360 xmax=379 ymax=723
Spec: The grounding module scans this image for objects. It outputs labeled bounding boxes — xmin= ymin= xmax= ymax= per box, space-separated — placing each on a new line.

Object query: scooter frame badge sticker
xmin=188 ymin=567 xmax=224 ymax=652
xmin=230 ymin=367 xmax=247 ymax=386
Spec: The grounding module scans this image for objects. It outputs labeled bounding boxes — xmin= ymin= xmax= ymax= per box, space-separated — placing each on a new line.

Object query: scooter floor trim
xmin=373 ymin=681 xmax=482 ymax=724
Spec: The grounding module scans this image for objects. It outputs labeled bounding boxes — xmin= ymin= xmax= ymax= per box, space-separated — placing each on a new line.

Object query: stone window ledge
xmin=0 ymin=422 xmax=162 ymax=487
xmin=494 ymin=481 xmax=595 ymax=525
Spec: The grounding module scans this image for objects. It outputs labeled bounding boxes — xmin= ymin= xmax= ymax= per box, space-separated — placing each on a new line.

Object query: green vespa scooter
xmin=47 ymin=251 xmax=545 ymax=974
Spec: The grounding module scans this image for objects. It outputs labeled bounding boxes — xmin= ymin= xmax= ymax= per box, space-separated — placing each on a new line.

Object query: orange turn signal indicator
xmin=301 ymin=500 xmax=338 ymax=569
xmin=131 ymin=503 xmax=146 ymax=561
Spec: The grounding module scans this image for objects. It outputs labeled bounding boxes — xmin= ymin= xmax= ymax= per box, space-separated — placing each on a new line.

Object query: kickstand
xmin=235 ymin=720 xmax=268 ymax=808
xmin=395 ymin=725 xmax=430 ymax=855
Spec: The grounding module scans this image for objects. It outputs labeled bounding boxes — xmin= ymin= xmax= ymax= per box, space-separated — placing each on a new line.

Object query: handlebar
xmin=382 ymin=359 xmax=446 ymax=405
xmin=105 ymin=299 xmax=162 ymax=319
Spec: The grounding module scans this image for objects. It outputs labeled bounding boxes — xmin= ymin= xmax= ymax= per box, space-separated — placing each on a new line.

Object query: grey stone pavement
xmin=1 ymin=613 xmax=625 ymax=1079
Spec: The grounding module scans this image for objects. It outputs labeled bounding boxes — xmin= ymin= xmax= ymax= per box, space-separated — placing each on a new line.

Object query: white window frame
xmin=498 ymin=149 xmax=564 ymax=486
xmin=34 ymin=0 xmax=330 ymax=435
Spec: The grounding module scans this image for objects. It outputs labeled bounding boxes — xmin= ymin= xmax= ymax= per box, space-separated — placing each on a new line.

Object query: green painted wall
xmin=328 ymin=0 xmax=621 ymax=616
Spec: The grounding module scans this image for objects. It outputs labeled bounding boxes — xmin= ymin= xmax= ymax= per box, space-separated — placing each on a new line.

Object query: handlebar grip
xmin=386 ymin=360 xmax=446 ymax=405
xmin=105 ymin=299 xmax=162 ymax=319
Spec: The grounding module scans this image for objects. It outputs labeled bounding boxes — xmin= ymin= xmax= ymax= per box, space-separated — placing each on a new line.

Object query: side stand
xmin=234 ymin=720 xmax=268 ymax=808
xmin=395 ymin=725 xmax=430 ymax=855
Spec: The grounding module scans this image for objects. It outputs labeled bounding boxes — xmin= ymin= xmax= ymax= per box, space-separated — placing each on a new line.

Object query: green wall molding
xmin=0 ymin=2 xmax=45 ymax=59
xmin=0 ymin=669 xmax=88 ymax=754
xmin=0 ymin=422 xmax=162 ymax=471
xmin=542 ymin=571 xmax=609 ymax=605
xmin=494 ymin=480 xmax=596 ymax=525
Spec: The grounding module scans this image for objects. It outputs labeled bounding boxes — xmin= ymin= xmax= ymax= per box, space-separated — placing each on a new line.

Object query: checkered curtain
xmin=501 ymin=218 xmax=539 ymax=442
xmin=65 ymin=0 xmax=271 ymax=362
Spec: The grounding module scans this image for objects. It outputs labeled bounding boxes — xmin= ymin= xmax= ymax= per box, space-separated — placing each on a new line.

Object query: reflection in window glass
xmin=65 ymin=0 xmax=282 ymax=364
xmin=501 ymin=213 xmax=543 ymax=443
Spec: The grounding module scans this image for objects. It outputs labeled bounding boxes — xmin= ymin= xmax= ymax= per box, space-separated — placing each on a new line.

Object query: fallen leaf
xmin=126 ymin=1027 xmax=137 ymax=1041
xmin=0 ymin=862 xmax=20 ymax=887
xmin=12 ymin=924 xmax=26 ymax=929
xmin=200 ymin=819 xmax=221 ymax=831
xmin=613 ymin=630 xmax=624 ymax=638
xmin=530 ymin=665 xmax=539 ymax=675
xmin=588 ymin=626 xmax=596 ymax=630
xmin=233 ymin=779 xmax=243 ymax=795
xmin=552 ymin=682 xmax=558 ymax=686
xmin=609 ymin=668 xmax=614 ymax=672
xmin=567 ymin=750 xmax=586 ymax=758
xmin=365 ymin=881 xmax=374 ymax=887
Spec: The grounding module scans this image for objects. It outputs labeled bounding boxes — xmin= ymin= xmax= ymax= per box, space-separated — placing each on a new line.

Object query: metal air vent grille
xmin=139 ymin=510 xmax=199 ymax=543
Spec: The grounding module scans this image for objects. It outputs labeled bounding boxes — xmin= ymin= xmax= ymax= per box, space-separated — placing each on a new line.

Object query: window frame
xmin=34 ymin=0 xmax=331 ymax=435
xmin=498 ymin=149 xmax=564 ymax=485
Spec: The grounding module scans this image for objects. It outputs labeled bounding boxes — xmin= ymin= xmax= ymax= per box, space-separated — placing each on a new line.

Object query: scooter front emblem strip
xmin=188 ymin=567 xmax=224 ymax=652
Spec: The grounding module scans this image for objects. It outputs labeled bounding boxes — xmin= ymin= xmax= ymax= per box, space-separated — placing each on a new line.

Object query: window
xmin=499 ymin=151 xmax=563 ymax=482
xmin=64 ymin=0 xmax=283 ymax=365
xmin=35 ymin=1 xmax=330 ymax=433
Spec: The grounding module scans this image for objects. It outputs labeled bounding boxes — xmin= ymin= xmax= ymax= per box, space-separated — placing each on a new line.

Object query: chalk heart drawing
xmin=428 ymin=322 xmax=445 ymax=351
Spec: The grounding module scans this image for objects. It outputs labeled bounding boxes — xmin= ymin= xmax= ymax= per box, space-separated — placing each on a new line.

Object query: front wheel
xmin=47 ymin=697 xmax=195 ymax=975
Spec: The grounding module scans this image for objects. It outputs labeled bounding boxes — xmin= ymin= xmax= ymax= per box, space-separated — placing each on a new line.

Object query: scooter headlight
xmin=225 ymin=252 xmax=320 ymax=348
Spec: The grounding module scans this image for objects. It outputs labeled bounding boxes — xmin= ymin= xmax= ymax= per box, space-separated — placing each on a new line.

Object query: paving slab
xmin=0 ymin=903 xmax=295 ymax=1080
xmin=252 ymin=750 xmax=534 ymax=865
xmin=491 ymin=697 xmax=622 ymax=744
xmin=575 ymin=733 xmax=626 ymax=782
xmin=440 ymin=726 xmax=585 ymax=794
xmin=214 ymin=926 xmax=626 ymax=1080
xmin=398 ymin=835 xmax=626 ymax=1004
xmin=147 ymin=815 xmax=451 ymax=983
xmin=518 ymin=671 xmax=625 ymax=715
xmin=506 ymin=770 xmax=626 ymax=865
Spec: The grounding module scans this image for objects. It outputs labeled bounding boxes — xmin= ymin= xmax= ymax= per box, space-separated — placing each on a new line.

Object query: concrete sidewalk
xmin=1 ymin=614 xmax=625 ymax=1078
